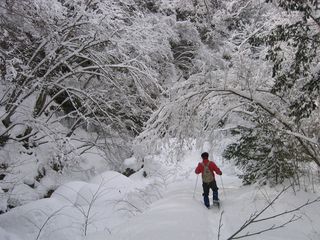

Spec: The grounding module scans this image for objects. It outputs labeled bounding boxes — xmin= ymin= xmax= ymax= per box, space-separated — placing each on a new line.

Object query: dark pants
xmin=202 ymin=180 xmax=219 ymax=207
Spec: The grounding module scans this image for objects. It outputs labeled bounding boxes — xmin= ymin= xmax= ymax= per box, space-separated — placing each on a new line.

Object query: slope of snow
xmin=86 ymin=173 xmax=320 ymax=240
xmin=0 ymin=149 xmax=319 ymax=240
xmin=86 ymin=177 xmax=237 ymax=240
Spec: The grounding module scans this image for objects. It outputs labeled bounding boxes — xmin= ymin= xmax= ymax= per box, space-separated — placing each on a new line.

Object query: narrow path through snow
xmin=85 ymin=171 xmax=320 ymax=240
xmin=85 ymin=175 xmax=242 ymax=240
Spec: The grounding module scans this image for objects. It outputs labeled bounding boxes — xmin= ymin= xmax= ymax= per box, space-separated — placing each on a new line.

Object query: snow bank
xmin=1 ymin=144 xmax=319 ymax=240
xmin=0 ymin=227 xmax=22 ymax=240
xmin=0 ymin=198 xmax=81 ymax=240
xmin=90 ymin=171 xmax=135 ymax=190
xmin=0 ymin=170 xmax=144 ymax=240
xmin=51 ymin=181 xmax=88 ymax=204
xmin=122 ymin=156 xmax=142 ymax=172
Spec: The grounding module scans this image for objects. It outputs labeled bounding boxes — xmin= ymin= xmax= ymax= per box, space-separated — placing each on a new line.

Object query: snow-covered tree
xmin=223 ymin=111 xmax=306 ymax=185
xmin=139 ymin=0 xmax=275 ymax=143
xmin=221 ymin=0 xmax=320 ymax=184
xmin=138 ymin=0 xmax=320 ymax=184
xmin=0 ymin=0 xmax=177 ymax=211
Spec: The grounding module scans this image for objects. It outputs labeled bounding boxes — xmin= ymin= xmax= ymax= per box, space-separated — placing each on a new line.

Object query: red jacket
xmin=195 ymin=158 xmax=222 ymax=179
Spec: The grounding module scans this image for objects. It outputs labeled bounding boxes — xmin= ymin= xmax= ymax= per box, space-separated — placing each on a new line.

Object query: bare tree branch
xmin=226 ymin=185 xmax=320 ymax=240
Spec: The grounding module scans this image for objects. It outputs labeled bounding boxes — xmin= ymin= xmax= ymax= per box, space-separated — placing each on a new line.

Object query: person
xmin=195 ymin=152 xmax=222 ymax=208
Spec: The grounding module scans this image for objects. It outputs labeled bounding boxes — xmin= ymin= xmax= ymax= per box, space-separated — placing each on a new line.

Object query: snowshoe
xmin=212 ymin=200 xmax=220 ymax=208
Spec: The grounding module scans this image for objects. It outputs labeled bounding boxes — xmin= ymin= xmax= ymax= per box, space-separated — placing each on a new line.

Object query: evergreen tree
xmin=223 ymin=113 xmax=310 ymax=185
xmin=253 ymin=0 xmax=320 ymax=122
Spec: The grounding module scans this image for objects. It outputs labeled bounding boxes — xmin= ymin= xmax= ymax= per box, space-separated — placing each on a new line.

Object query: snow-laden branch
xmin=284 ymin=130 xmax=319 ymax=145
xmin=216 ymin=87 xmax=320 ymax=167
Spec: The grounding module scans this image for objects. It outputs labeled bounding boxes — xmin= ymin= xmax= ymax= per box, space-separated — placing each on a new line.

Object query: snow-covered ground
xmin=0 ymin=149 xmax=319 ymax=240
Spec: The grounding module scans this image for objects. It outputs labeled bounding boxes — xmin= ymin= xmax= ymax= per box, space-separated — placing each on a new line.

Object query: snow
xmin=122 ymin=157 xmax=141 ymax=172
xmin=0 ymin=227 xmax=22 ymax=240
xmin=0 ymin=189 xmax=7 ymax=213
xmin=1 ymin=1 xmax=320 ymax=239
xmin=9 ymin=184 xmax=39 ymax=206
xmin=51 ymin=181 xmax=89 ymax=204
xmin=0 ymin=149 xmax=319 ymax=240
xmin=84 ymin=171 xmax=320 ymax=240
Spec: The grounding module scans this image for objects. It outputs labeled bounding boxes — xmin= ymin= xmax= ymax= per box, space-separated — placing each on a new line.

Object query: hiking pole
xmin=193 ymin=175 xmax=199 ymax=198
xmin=220 ymin=175 xmax=226 ymax=199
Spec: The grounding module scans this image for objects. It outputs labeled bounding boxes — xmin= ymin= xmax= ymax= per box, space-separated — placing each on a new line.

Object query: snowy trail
xmin=85 ymin=171 xmax=320 ymax=240
xmin=86 ymin=180 xmax=217 ymax=240
xmin=85 ymin=174 xmax=241 ymax=240
xmin=1 ymin=154 xmax=319 ymax=240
